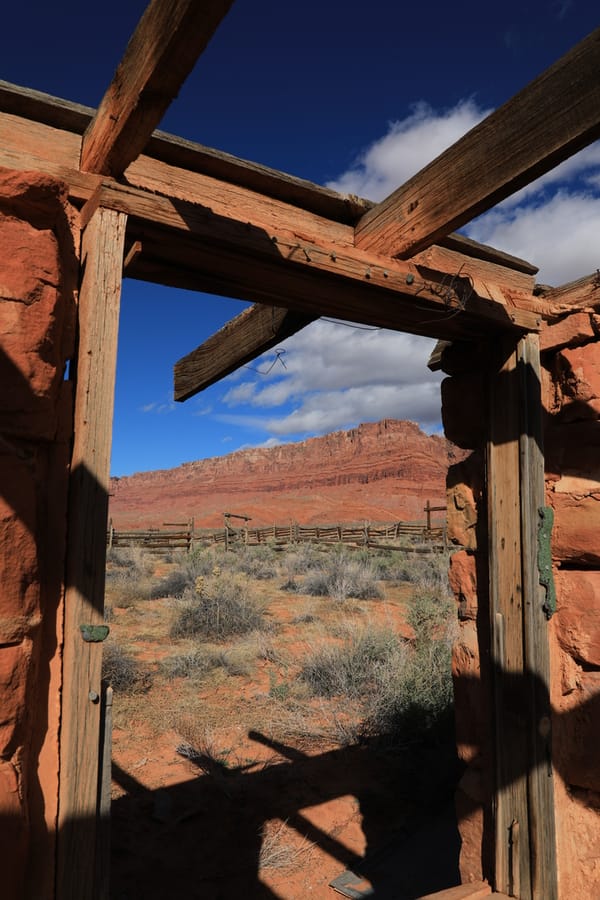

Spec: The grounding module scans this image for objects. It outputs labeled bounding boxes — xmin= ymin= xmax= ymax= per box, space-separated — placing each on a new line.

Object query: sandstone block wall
xmin=441 ymin=322 xmax=600 ymax=897
xmin=543 ymin=330 xmax=600 ymax=897
xmin=0 ymin=168 xmax=77 ymax=900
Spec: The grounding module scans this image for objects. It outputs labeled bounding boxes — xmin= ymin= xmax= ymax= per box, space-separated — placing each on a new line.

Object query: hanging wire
xmin=243 ymin=348 xmax=287 ymax=375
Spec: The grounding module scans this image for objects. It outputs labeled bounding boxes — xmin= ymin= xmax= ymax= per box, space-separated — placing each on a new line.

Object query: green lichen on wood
xmin=538 ymin=507 xmax=556 ymax=619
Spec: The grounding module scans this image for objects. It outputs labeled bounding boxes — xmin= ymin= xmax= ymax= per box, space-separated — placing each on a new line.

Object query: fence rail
xmin=107 ymin=511 xmax=447 ymax=554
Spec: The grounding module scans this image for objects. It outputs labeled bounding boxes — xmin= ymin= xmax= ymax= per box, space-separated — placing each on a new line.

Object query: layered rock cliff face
xmin=109 ymin=419 xmax=461 ymax=528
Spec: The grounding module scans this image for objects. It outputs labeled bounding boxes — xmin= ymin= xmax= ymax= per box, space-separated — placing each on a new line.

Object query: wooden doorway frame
xmin=2 ymin=6 xmax=599 ymax=898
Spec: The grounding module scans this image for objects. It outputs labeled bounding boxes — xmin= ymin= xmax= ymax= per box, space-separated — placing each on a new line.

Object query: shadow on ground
xmin=110 ymin=720 xmax=462 ymax=900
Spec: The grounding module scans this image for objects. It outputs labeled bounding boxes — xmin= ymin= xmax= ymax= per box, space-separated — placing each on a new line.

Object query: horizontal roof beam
xmin=81 ymin=0 xmax=234 ymax=176
xmin=355 ymin=28 xmax=600 ymax=258
xmin=174 ymin=304 xmax=315 ymax=401
xmin=81 ymin=180 xmax=541 ymax=341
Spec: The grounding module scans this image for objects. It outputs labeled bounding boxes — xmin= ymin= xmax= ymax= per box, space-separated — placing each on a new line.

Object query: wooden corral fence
xmin=107 ymin=507 xmax=447 ymax=553
xmin=107 ymin=518 xmax=195 ymax=553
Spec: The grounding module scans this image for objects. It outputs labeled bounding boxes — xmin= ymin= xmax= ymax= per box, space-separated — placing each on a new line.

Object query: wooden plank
xmin=355 ymin=29 xmax=600 ymax=258
xmin=0 ymin=111 xmax=98 ymax=202
xmin=56 ymin=207 xmax=127 ymax=900
xmin=412 ymin=243 xmax=536 ymax=304
xmin=517 ymin=334 xmax=558 ymax=900
xmin=81 ymin=0 xmax=234 ymax=175
xmin=82 ymin=180 xmax=540 ymax=340
xmin=487 ymin=336 xmax=532 ymax=899
xmin=174 ymin=304 xmax=315 ymax=400
xmin=0 ymin=83 xmax=556 ymax=271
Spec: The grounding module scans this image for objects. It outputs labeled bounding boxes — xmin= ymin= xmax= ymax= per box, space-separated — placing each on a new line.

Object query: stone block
xmin=447 ymin=482 xmax=479 ymax=550
xmin=0 ymin=642 xmax=31 ymax=756
xmin=555 ymin=571 xmax=600 ymax=667
xmin=550 ymin=493 xmax=600 ymax=566
xmin=559 ymin=671 xmax=600 ymax=791
xmin=448 ymin=550 xmax=478 ymax=620
xmin=555 ymin=341 xmax=600 ymax=422
xmin=540 ymin=312 xmax=596 ymax=353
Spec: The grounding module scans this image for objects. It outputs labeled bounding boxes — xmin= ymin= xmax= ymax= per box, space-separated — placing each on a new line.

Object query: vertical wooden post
xmin=488 ymin=336 xmax=532 ymax=899
xmin=517 ymin=334 xmax=558 ymax=900
xmin=56 ymin=207 xmax=127 ymax=900
xmin=425 ymin=500 xmax=432 ymax=531
xmin=97 ymin=684 xmax=113 ymax=900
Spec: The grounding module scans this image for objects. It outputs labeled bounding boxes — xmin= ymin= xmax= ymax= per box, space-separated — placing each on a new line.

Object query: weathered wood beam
xmin=518 ymin=334 xmax=558 ymax=900
xmin=80 ymin=0 xmax=234 ymax=176
xmin=56 ymin=207 xmax=127 ymax=900
xmin=81 ymin=180 xmax=541 ymax=340
xmin=355 ymin=28 xmax=600 ymax=258
xmin=487 ymin=337 xmax=532 ymax=899
xmin=174 ymin=304 xmax=315 ymax=401
xmin=0 ymin=81 xmax=544 ymax=270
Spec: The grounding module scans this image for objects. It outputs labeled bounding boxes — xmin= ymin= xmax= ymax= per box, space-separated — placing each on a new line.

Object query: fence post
xmin=108 ymin=519 xmax=114 ymax=550
xmin=425 ymin=500 xmax=432 ymax=531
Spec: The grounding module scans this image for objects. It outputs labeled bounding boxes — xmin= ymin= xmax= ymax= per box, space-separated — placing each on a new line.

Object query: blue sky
xmin=3 ymin=2 xmax=599 ymax=475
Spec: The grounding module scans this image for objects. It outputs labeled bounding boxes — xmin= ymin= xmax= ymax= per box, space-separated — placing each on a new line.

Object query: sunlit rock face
xmin=0 ymin=167 xmax=77 ymax=900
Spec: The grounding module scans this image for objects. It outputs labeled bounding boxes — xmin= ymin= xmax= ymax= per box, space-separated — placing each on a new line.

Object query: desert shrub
xmin=161 ymin=647 xmax=223 ymax=680
xmin=170 ymin=572 xmax=265 ymax=640
xmin=227 ymin=544 xmax=279 ymax=580
xmin=280 ymin=543 xmax=324 ymax=576
xmin=161 ymin=645 xmax=252 ymax=679
xmin=302 ymin=548 xmax=384 ymax=601
xmin=365 ymin=582 xmax=456 ymax=745
xmin=300 ymin=627 xmax=402 ymax=698
xmin=102 ymin=642 xmax=152 ymax=693
xmin=105 ymin=546 xmax=154 ymax=604
xmin=299 ymin=575 xmax=456 ymax=749
xmin=150 ymin=547 xmax=222 ymax=599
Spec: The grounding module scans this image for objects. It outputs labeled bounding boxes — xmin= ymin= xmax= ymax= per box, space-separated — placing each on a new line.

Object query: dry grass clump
xmin=300 ymin=626 xmax=402 ymax=699
xmin=162 ymin=644 xmax=254 ymax=680
xmin=150 ymin=547 xmax=223 ymax=599
xmin=301 ymin=548 xmax=384 ymax=601
xmin=226 ymin=544 xmax=279 ymax=580
xmin=298 ymin=565 xmax=456 ymax=748
xmin=258 ymin=820 xmax=314 ymax=871
xmin=280 ymin=543 xmax=324 ymax=576
xmin=170 ymin=572 xmax=266 ymax=641
xmin=102 ymin=641 xmax=152 ymax=693
xmin=105 ymin=547 xmax=154 ymax=605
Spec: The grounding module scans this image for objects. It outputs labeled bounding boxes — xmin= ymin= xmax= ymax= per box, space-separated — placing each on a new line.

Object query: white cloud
xmin=467 ymin=189 xmax=600 ymax=285
xmin=217 ymin=99 xmax=600 ymax=446
xmin=140 ymin=399 xmax=176 ymax=415
xmin=327 ymin=96 xmax=600 ymax=287
xmin=327 ymin=100 xmax=490 ymax=202
xmin=221 ymin=320 xmax=442 ymax=438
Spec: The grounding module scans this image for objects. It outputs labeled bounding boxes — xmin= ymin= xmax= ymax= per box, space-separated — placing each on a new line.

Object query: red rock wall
xmin=441 ymin=343 xmax=494 ymax=884
xmin=0 ymin=169 xmax=77 ymax=899
xmin=442 ymin=323 xmax=600 ymax=896
xmin=543 ymin=332 xmax=600 ymax=897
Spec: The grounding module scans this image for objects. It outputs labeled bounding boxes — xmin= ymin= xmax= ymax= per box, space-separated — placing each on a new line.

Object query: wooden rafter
xmin=80 ymin=180 xmax=541 ymax=342
xmin=80 ymin=0 xmax=234 ymax=176
xmin=355 ymin=28 xmax=600 ymax=259
xmin=174 ymin=305 xmax=315 ymax=401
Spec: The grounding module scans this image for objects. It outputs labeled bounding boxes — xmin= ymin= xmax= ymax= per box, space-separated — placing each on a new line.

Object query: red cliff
xmin=109 ymin=419 xmax=463 ymax=529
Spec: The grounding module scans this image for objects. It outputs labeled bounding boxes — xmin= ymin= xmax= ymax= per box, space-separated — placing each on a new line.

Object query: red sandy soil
xmin=107 ymin=560 xmax=461 ymax=899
